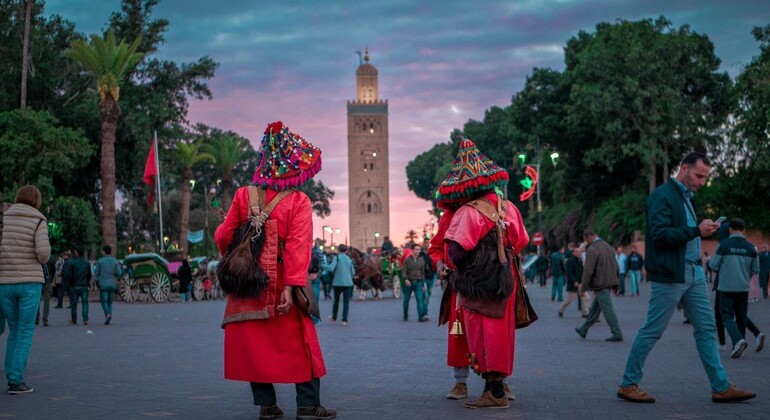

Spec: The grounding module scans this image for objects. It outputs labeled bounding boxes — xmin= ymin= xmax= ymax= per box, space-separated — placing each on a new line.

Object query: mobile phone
xmin=715 ymin=216 xmax=726 ymax=224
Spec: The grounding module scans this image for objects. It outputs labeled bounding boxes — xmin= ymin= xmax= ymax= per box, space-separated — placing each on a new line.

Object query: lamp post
xmin=518 ymin=137 xmax=558 ymax=236
xmin=322 ymin=225 xmax=331 ymax=249
xmin=374 ymin=231 xmax=380 ymax=249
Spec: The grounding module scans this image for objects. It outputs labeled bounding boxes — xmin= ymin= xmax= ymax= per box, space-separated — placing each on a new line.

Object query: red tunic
xmin=215 ymin=187 xmax=326 ymax=383
xmin=428 ymin=208 xmax=469 ymax=368
xmin=444 ymin=193 xmax=529 ymax=376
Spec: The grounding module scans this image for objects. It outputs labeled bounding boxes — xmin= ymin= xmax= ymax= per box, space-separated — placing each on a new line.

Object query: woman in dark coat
xmin=178 ymin=259 xmax=193 ymax=303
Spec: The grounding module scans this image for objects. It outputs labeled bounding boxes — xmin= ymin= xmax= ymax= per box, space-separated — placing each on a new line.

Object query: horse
xmin=348 ymin=247 xmax=387 ymax=299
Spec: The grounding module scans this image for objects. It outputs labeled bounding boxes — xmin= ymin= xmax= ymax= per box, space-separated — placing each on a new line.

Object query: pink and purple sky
xmin=47 ymin=0 xmax=770 ymax=246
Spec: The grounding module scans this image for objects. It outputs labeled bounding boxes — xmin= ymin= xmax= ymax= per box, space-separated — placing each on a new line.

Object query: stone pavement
xmin=1 ymin=280 xmax=768 ymax=419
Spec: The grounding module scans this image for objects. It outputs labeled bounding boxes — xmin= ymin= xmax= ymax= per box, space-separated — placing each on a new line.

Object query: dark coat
xmin=565 ymin=255 xmax=583 ymax=292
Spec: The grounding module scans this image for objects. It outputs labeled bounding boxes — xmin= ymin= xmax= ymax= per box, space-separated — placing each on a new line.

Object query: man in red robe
xmin=215 ymin=121 xmax=335 ymax=420
xmin=432 ymin=139 xmax=529 ymax=409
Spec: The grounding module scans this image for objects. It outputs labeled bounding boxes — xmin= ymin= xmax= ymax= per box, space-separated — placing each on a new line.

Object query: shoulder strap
xmin=246 ymin=186 xmax=293 ymax=240
xmin=465 ymin=197 xmax=509 ymax=263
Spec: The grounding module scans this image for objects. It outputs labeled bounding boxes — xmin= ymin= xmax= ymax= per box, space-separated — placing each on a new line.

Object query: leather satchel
xmin=512 ymin=253 xmax=538 ymax=329
xmin=292 ymin=284 xmax=320 ymax=320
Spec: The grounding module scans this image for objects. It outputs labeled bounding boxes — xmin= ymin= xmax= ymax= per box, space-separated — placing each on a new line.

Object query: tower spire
xmin=364 ymin=46 xmax=370 ymax=63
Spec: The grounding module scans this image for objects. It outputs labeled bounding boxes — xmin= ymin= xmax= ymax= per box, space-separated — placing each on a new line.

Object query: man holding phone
xmin=617 ymin=152 xmax=756 ymax=404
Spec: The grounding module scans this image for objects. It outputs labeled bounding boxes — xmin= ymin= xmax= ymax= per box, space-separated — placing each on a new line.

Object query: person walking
xmin=437 ymin=139 xmax=529 ymax=409
xmin=54 ymin=250 xmax=71 ymax=308
xmin=550 ymin=246 xmax=566 ymax=302
xmin=759 ymin=244 xmax=770 ymax=299
xmin=574 ymin=230 xmax=623 ymax=342
xmin=0 ymin=185 xmax=51 ymax=394
xmin=94 ymin=245 xmax=121 ymax=325
xmin=177 ymin=259 xmax=193 ymax=303
xmin=615 ymin=246 xmax=628 ymax=296
xmin=626 ymin=246 xmax=644 ymax=296
xmin=63 ymin=245 xmax=92 ymax=325
xmin=402 ymin=244 xmax=428 ymax=322
xmin=709 ymin=218 xmax=760 ymax=359
xmin=560 ymin=243 xmax=589 ymax=318
xmin=420 ymin=246 xmax=436 ymax=319
xmin=214 ymin=121 xmax=334 ymax=419
xmin=617 ymin=152 xmax=755 ymax=404
xmin=535 ymin=252 xmax=549 ymax=287
xmin=35 ymin=255 xmax=55 ymax=326
xmin=327 ymin=244 xmax=354 ymax=326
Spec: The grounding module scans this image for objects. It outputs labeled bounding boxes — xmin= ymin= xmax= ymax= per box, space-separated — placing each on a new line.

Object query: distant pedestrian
xmin=327 ymin=244 xmax=355 ymax=325
xmin=0 ymin=185 xmax=51 ymax=394
xmin=402 ymin=244 xmax=428 ymax=322
xmin=617 ymin=152 xmax=755 ymax=404
xmin=704 ymin=251 xmax=714 ymax=283
xmin=64 ymin=244 xmax=92 ymax=325
xmin=615 ymin=246 xmax=628 ymax=296
xmin=759 ymin=244 xmax=770 ymax=299
xmin=94 ymin=245 xmax=122 ymax=325
xmin=709 ymin=218 xmax=760 ymax=359
xmin=560 ymin=243 xmax=589 ymax=318
xmin=177 ymin=259 xmax=193 ymax=303
xmin=421 ymin=246 xmax=436 ymax=318
xmin=36 ymin=255 xmax=56 ymax=326
xmin=550 ymin=246 xmax=566 ymax=302
xmin=574 ymin=230 xmax=623 ymax=342
xmin=535 ymin=252 xmax=549 ymax=287
xmin=54 ymin=250 xmax=71 ymax=308
xmin=626 ymin=246 xmax=644 ymax=297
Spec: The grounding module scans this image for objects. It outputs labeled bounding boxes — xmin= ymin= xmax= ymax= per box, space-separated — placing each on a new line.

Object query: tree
xmin=175 ymin=140 xmax=213 ymax=256
xmin=19 ymin=0 xmax=32 ymax=108
xmin=297 ymin=179 xmax=335 ymax=218
xmin=64 ymin=29 xmax=144 ymax=253
xmin=201 ymin=131 xmax=249 ymax=212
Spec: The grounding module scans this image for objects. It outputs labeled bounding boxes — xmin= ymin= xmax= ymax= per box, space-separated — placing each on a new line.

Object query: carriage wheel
xmin=150 ymin=272 xmax=171 ymax=302
xmin=392 ymin=275 xmax=402 ymax=299
xmin=192 ymin=278 xmax=205 ymax=301
xmin=118 ymin=274 xmax=139 ymax=303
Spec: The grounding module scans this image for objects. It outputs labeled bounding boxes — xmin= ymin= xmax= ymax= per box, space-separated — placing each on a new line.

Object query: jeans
xmin=250 ymin=378 xmax=320 ymax=407
xmin=36 ymin=282 xmax=53 ymax=324
xmin=551 ymin=275 xmax=564 ymax=301
xmin=718 ymin=291 xmax=749 ymax=347
xmin=403 ymin=279 xmax=426 ymax=319
xmin=618 ymin=272 xmax=627 ymax=295
xmin=628 ymin=270 xmax=642 ymax=295
xmin=453 ymin=366 xmax=469 ymax=383
xmin=576 ymin=288 xmax=622 ymax=338
xmin=70 ymin=286 xmax=89 ymax=323
xmin=331 ymin=286 xmax=352 ymax=322
xmin=0 ymin=283 xmax=42 ymax=385
xmin=55 ymin=281 xmax=69 ymax=307
xmin=714 ymin=292 xmax=760 ymax=345
xmin=423 ymin=275 xmax=435 ymax=314
xmin=537 ymin=270 xmax=547 ymax=287
xmin=100 ymin=287 xmax=115 ymax=317
xmin=621 ymin=264 xmax=730 ymax=392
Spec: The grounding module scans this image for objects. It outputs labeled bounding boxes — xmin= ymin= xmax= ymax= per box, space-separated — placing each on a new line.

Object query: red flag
xmin=143 ymin=139 xmax=157 ymax=206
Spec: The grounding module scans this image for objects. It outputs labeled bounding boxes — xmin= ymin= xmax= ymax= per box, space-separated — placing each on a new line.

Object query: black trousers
xmin=250 ymin=378 xmax=320 ymax=407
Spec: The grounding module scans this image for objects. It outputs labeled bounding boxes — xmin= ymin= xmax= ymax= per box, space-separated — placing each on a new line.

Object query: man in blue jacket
xmin=617 ymin=152 xmax=755 ymax=404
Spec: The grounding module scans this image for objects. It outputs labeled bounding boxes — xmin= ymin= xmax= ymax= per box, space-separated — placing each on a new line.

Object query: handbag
xmin=35 ymin=219 xmax=52 ymax=284
xmin=217 ymin=187 xmax=290 ymax=298
xmin=293 ymin=284 xmax=320 ymax=319
xmin=512 ymin=253 xmax=538 ymax=329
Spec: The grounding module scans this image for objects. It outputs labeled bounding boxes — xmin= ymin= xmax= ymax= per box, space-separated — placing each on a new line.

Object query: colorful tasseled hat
xmin=252 ymin=121 xmax=322 ymax=190
xmin=435 ymin=139 xmax=508 ymax=207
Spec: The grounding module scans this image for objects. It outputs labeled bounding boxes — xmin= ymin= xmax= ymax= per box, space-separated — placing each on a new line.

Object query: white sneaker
xmin=731 ymin=339 xmax=748 ymax=359
xmin=755 ymin=333 xmax=765 ymax=352
xmin=718 ymin=344 xmax=729 ymax=352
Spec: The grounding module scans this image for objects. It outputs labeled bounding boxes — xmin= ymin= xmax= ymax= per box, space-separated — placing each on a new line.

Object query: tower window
xmin=367 ymin=203 xmax=372 ymax=213
xmin=367 ymin=191 xmax=371 ymax=198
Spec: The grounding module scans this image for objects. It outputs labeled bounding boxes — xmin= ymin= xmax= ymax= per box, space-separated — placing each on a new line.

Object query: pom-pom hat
xmin=435 ymin=139 xmax=508 ymax=207
xmin=252 ymin=121 xmax=322 ymax=190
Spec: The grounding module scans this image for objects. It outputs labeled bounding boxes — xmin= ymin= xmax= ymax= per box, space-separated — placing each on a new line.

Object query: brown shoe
xmin=617 ymin=385 xmax=655 ymax=403
xmin=463 ymin=391 xmax=509 ymax=409
xmin=296 ymin=405 xmax=336 ymax=419
xmin=259 ymin=404 xmax=283 ymax=419
xmin=712 ymin=384 xmax=756 ymax=403
xmin=446 ymin=382 xmax=468 ymax=400
xmin=502 ymin=383 xmax=516 ymax=401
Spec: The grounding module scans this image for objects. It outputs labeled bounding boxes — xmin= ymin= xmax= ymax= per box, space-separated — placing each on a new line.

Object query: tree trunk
xmin=99 ymin=96 xmax=121 ymax=252
xmin=19 ymin=0 xmax=32 ymax=108
xmin=179 ymin=168 xmax=192 ymax=257
xmin=649 ymin=156 xmax=657 ymax=194
xmin=222 ymin=173 xmax=233 ymax=213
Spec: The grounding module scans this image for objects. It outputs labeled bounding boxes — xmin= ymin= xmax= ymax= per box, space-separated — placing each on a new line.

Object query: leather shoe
xmin=712 ymin=384 xmax=756 ymax=403
xmin=259 ymin=404 xmax=283 ymax=420
xmin=605 ymin=336 xmax=623 ymax=342
xmin=617 ymin=385 xmax=655 ymax=403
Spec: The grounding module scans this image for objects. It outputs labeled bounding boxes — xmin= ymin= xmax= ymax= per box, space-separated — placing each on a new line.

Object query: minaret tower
xmin=346 ymin=48 xmax=389 ymax=250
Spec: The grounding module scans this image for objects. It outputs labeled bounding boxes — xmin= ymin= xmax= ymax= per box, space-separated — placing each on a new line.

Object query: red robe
xmin=428 ymin=208 xmax=470 ymax=368
xmin=444 ymin=192 xmax=529 ymax=376
xmin=215 ymin=187 xmax=326 ymax=383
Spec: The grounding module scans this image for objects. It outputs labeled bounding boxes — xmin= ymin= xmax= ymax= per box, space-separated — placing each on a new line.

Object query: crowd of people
xmin=2 ymin=124 xmax=768 ymax=419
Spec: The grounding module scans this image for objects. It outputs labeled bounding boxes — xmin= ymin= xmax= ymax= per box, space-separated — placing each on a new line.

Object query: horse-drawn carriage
xmin=118 ymin=253 xmax=220 ymax=303
xmin=348 ymin=247 xmax=402 ymax=299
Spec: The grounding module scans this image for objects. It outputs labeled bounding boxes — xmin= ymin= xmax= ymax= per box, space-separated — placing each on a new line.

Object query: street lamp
xmin=323 ymin=225 xmax=331 ymax=249
xmin=374 ymin=231 xmax=380 ymax=248
xmin=517 ymin=137 xmax=558 ymax=237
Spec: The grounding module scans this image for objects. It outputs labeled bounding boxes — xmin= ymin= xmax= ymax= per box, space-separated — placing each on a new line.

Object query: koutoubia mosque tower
xmin=347 ymin=48 xmax=390 ymax=250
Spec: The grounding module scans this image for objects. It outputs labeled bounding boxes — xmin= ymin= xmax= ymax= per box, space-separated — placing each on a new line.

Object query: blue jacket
xmin=709 ymin=233 xmax=759 ymax=292
xmin=328 ymin=252 xmax=355 ymax=287
xmin=94 ymin=256 xmax=122 ymax=289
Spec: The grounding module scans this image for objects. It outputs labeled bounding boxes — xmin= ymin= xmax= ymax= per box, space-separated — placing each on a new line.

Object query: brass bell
xmin=450 ymin=319 xmax=464 ymax=336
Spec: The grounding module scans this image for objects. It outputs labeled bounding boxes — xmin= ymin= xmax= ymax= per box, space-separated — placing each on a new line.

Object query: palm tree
xmin=65 ymin=30 xmax=143 ymax=252
xmin=20 ymin=0 xmax=33 ymax=108
xmin=176 ymin=141 xmax=214 ymax=256
xmin=202 ymin=133 xmax=245 ymax=212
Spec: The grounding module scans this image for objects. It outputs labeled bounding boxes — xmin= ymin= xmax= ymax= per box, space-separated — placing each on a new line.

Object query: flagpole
xmin=155 ymin=130 xmax=165 ymax=254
